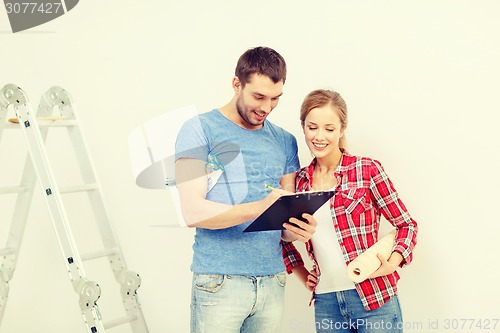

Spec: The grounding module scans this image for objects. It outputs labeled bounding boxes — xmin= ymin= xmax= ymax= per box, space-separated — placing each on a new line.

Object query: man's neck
xmin=219 ymin=98 xmax=263 ymax=130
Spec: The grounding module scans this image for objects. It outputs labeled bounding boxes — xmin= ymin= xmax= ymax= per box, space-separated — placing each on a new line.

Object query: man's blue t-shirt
xmin=175 ymin=109 xmax=300 ymax=275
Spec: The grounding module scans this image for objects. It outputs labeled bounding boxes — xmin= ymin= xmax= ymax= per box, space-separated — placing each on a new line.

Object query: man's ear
xmin=232 ymin=76 xmax=242 ymax=93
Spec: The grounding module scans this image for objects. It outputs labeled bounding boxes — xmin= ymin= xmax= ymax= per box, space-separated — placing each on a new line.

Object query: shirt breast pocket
xmin=342 ymin=188 xmax=369 ymax=216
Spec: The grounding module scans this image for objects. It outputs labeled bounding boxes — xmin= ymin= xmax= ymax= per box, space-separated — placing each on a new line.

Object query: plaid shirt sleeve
xmin=281 ymin=240 xmax=305 ymax=274
xmin=369 ymin=160 xmax=418 ymax=266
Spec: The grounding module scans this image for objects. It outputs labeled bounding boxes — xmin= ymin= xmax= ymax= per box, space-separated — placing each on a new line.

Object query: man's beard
xmin=236 ymin=96 xmax=263 ymax=128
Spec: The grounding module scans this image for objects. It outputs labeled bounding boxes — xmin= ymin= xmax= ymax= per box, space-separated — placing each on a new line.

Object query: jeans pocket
xmin=194 ymin=274 xmax=225 ymax=293
xmin=274 ymin=272 xmax=287 ymax=287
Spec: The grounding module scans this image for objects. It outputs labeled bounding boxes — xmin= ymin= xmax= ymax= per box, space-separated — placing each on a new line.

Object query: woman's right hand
xmin=292 ymin=266 xmax=318 ymax=291
xmin=305 ymin=268 xmax=318 ymax=291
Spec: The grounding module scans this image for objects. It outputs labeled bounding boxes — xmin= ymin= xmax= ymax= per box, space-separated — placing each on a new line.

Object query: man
xmin=175 ymin=46 xmax=317 ymax=333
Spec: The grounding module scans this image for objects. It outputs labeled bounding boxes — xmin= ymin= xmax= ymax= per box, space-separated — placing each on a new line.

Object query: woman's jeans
xmin=314 ymin=289 xmax=403 ymax=332
xmin=190 ymin=272 xmax=286 ymax=333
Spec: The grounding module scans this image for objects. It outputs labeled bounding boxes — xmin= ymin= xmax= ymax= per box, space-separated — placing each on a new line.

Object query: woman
xmin=282 ymin=89 xmax=418 ymax=332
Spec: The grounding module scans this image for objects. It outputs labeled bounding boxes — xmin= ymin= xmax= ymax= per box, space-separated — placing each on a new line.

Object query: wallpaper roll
xmin=346 ymin=230 xmax=397 ymax=283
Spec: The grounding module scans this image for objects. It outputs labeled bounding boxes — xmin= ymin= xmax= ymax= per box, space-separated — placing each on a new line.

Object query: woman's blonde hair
xmin=300 ymin=89 xmax=348 ymax=148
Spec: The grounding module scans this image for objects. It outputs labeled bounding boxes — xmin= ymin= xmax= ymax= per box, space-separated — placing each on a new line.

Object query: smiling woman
xmin=300 ymin=90 xmax=348 ymax=151
xmin=283 ymin=89 xmax=418 ymax=333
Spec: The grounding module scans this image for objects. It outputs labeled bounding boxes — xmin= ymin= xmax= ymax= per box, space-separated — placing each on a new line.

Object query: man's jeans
xmin=190 ymin=272 xmax=286 ymax=333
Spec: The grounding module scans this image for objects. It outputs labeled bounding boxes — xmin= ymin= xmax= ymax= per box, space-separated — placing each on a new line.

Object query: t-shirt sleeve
xmin=175 ymin=115 xmax=209 ymax=162
xmin=283 ymin=131 xmax=300 ymax=175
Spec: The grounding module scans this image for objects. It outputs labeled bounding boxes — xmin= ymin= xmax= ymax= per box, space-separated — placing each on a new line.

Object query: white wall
xmin=1 ymin=1 xmax=499 ymax=332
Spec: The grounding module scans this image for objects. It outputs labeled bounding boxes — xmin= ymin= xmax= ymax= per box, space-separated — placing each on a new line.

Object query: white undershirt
xmin=311 ymin=196 xmax=356 ymax=293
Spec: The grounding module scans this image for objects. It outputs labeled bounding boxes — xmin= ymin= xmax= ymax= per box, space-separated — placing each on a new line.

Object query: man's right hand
xmin=261 ymin=188 xmax=290 ymax=210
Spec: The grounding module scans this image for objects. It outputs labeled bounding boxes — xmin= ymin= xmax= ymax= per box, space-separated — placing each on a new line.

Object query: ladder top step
xmin=8 ymin=116 xmax=70 ymax=123
xmin=7 ymin=116 xmax=77 ymax=127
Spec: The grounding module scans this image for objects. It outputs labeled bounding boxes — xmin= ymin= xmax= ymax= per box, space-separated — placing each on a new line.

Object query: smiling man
xmin=175 ymin=46 xmax=317 ymax=333
xmin=231 ymin=73 xmax=282 ymax=129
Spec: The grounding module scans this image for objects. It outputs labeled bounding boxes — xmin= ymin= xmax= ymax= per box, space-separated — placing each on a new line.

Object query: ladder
xmin=0 ymin=84 xmax=148 ymax=333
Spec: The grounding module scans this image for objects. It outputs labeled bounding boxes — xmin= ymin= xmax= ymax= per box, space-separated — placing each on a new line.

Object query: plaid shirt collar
xmin=297 ymin=149 xmax=356 ymax=191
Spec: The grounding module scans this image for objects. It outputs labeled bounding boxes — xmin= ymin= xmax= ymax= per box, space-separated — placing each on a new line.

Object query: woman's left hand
xmin=368 ymin=252 xmax=401 ymax=278
xmin=283 ymin=213 xmax=318 ymax=243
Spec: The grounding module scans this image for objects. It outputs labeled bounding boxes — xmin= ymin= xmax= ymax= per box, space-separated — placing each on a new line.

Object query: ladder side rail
xmin=0 ymin=93 xmax=12 ymax=324
xmin=13 ymin=90 xmax=106 ymax=333
xmin=0 ymin=87 xmax=38 ymax=324
xmin=16 ymin=102 xmax=86 ymax=280
xmin=41 ymin=87 xmax=149 ymax=332
xmin=0 ymin=98 xmax=8 ymax=142
xmin=70 ymin=125 xmax=123 ymax=254
xmin=4 ymin=111 xmax=53 ymax=276
xmin=2 ymin=141 xmax=39 ymax=280
xmin=69 ymin=126 xmax=126 ymax=262
xmin=1 ymin=85 xmax=107 ymax=333
xmin=39 ymin=89 xmax=126 ymax=264
xmin=65 ymin=123 xmax=149 ymax=330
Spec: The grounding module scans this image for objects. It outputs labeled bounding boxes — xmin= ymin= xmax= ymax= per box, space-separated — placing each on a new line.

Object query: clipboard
xmin=243 ymin=190 xmax=336 ymax=232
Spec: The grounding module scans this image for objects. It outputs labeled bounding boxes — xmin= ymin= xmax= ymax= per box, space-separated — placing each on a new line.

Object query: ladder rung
xmin=103 ymin=314 xmax=138 ymax=329
xmin=37 ymin=119 xmax=78 ymax=127
xmin=59 ymin=184 xmax=98 ymax=194
xmin=81 ymin=248 xmax=119 ymax=261
xmin=0 ymin=248 xmax=16 ymax=256
xmin=0 ymin=122 xmax=20 ymax=129
xmin=0 ymin=186 xmax=28 ymax=194
xmin=7 ymin=117 xmax=77 ymax=127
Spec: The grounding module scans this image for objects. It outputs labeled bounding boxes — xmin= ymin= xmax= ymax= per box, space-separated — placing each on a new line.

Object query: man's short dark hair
xmin=235 ymin=46 xmax=287 ymax=86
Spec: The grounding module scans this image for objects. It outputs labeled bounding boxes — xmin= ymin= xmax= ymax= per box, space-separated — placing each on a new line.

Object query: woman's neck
xmin=315 ymin=149 xmax=343 ymax=174
xmin=311 ymin=150 xmax=342 ymax=190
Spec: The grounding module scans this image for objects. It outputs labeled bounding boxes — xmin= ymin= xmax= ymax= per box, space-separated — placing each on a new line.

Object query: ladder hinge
xmin=68 ymin=257 xmax=74 ymax=264
xmin=24 ymin=120 xmax=30 ymax=127
xmin=91 ymin=326 xmax=97 ymax=333
xmin=45 ymin=188 xmax=52 ymax=195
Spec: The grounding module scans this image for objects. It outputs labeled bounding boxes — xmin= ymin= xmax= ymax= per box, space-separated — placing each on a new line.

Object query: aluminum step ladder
xmin=0 ymin=84 xmax=148 ymax=333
